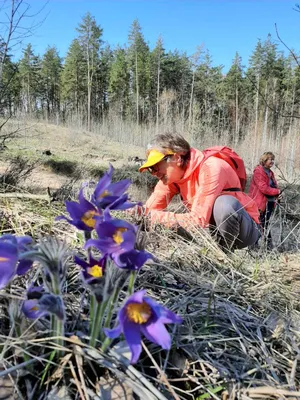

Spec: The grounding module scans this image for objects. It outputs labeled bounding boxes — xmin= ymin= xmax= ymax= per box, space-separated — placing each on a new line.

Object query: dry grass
xmin=0 ymin=119 xmax=299 ymax=399
xmin=0 ymin=194 xmax=299 ymax=399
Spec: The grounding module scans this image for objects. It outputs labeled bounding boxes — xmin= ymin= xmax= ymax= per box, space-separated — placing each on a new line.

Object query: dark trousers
xmin=212 ymin=195 xmax=261 ymax=251
xmin=260 ymin=201 xmax=275 ymax=248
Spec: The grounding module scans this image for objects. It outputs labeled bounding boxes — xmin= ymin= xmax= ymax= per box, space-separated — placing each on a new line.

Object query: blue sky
xmin=9 ymin=0 xmax=300 ymax=71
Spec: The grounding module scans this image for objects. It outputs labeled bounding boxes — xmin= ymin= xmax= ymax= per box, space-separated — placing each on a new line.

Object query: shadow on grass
xmin=90 ymin=164 xmax=157 ymax=189
xmin=43 ymin=159 xmax=79 ymax=177
xmin=41 ymin=158 xmax=157 ymax=191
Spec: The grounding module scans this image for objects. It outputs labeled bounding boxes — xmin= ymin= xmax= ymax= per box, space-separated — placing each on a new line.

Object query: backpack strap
xmin=223 ymin=187 xmax=241 ymax=192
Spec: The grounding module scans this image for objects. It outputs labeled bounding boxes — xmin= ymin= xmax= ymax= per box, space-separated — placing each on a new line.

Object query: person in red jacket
xmin=138 ymin=133 xmax=260 ymax=251
xmin=248 ymin=152 xmax=281 ymax=249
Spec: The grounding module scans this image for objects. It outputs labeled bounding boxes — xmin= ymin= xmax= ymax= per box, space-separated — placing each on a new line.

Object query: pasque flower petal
xmin=123 ymin=319 xmax=142 ymax=364
xmin=22 ymin=299 xmax=47 ymax=319
xmin=113 ymin=249 xmax=153 ymax=270
xmin=104 ymin=290 xmax=182 ymax=364
xmin=0 ymin=241 xmax=18 ymax=289
xmin=141 ymin=321 xmax=171 ymax=350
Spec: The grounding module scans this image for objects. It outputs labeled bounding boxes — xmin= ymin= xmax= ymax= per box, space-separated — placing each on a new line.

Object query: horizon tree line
xmin=1 ymin=11 xmax=300 ymax=173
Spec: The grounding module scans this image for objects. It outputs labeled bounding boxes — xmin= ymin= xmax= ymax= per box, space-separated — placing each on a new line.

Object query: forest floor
xmin=0 ymin=119 xmax=300 ymax=400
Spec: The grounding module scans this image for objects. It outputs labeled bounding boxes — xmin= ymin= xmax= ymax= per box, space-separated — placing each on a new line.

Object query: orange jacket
xmin=248 ymin=165 xmax=280 ymax=212
xmin=145 ymin=148 xmax=260 ymax=229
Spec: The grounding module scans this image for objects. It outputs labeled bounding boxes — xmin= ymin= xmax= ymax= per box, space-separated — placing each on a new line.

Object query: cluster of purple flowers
xmin=0 ymin=235 xmax=67 ymax=321
xmin=0 ymin=165 xmax=182 ymax=364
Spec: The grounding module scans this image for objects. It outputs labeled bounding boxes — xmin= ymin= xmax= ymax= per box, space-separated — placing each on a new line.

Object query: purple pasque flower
xmin=22 ymin=285 xmax=65 ymax=320
xmin=85 ymin=218 xmax=137 ymax=258
xmin=92 ymin=165 xmax=136 ymax=210
xmin=22 ymin=285 xmax=46 ymax=319
xmin=104 ymin=290 xmax=183 ymax=364
xmin=74 ymin=254 xmax=107 ymax=302
xmin=112 ymin=249 xmax=153 ymax=270
xmin=74 ymin=254 xmax=106 ymax=284
xmin=107 ymin=193 xmax=140 ymax=211
xmin=0 ymin=235 xmax=34 ymax=289
xmin=56 ymin=188 xmax=102 ymax=231
xmin=22 ymin=299 xmax=47 ymax=319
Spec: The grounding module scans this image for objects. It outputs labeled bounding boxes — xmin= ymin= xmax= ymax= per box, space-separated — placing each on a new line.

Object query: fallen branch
xmin=244 ymin=386 xmax=300 ymax=398
xmin=0 ymin=192 xmax=50 ymax=201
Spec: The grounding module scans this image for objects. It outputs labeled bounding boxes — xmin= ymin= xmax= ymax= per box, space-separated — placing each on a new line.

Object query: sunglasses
xmin=147 ymin=155 xmax=171 ymax=174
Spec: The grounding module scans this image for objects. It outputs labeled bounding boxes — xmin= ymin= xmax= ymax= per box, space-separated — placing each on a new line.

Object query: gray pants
xmin=212 ymin=195 xmax=260 ymax=250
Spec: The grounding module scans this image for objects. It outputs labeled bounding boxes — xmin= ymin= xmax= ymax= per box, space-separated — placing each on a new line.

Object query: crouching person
xmin=138 ymin=133 xmax=260 ymax=251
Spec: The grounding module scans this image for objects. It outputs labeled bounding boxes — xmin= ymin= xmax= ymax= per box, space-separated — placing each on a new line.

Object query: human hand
xmin=127 ymin=205 xmax=146 ymax=217
xmin=277 ymin=191 xmax=283 ymax=202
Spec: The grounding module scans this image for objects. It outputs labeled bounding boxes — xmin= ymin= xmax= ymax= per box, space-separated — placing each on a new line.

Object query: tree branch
xmin=275 ymin=23 xmax=300 ymax=67
xmin=245 ymin=73 xmax=300 ymax=119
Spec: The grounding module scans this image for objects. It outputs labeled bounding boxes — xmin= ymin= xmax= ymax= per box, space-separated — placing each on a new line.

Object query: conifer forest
xmin=1 ymin=12 xmax=300 ymax=174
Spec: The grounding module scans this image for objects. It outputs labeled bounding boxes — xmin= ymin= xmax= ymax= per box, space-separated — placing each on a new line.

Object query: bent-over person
xmin=138 ymin=133 xmax=260 ymax=251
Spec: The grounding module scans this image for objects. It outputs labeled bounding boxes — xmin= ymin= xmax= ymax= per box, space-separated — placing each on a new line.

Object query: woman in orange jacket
xmin=138 ymin=133 xmax=260 ymax=251
xmin=248 ymin=152 xmax=281 ymax=249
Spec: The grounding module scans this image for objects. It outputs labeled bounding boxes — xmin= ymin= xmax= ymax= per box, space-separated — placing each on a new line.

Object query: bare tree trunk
xmin=262 ymin=82 xmax=269 ymax=149
xmin=87 ymin=48 xmax=91 ymax=131
xmin=156 ymin=51 xmax=161 ymax=132
xmin=135 ymin=50 xmax=139 ymax=126
xmin=268 ymin=78 xmax=277 ymax=149
xmin=252 ymin=73 xmax=259 ymax=167
xmin=286 ymin=87 xmax=296 ymax=178
xmin=188 ymin=70 xmax=195 ymax=134
xmin=217 ymin=108 xmax=221 ymax=139
xmin=235 ymin=78 xmax=239 ymax=145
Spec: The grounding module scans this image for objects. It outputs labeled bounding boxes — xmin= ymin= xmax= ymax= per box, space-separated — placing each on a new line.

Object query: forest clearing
xmin=1 ymin=0 xmax=300 ymax=398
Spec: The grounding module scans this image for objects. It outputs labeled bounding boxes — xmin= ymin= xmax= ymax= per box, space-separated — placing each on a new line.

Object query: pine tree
xmin=76 ymin=12 xmax=103 ymax=131
xmin=40 ymin=46 xmax=62 ymax=119
xmin=109 ymin=46 xmax=130 ymax=118
xmin=261 ymin=35 xmax=278 ymax=148
xmin=18 ymin=44 xmax=41 ymax=115
xmin=223 ymin=52 xmax=245 ymax=143
xmin=94 ymin=44 xmax=113 ymax=120
xmin=162 ymin=50 xmax=192 ymax=123
xmin=61 ymin=39 xmax=86 ymax=115
xmin=128 ymin=19 xmax=150 ymax=124
xmin=194 ymin=50 xmax=223 ymax=138
xmin=149 ymin=35 xmax=165 ymax=128
xmin=0 ymin=55 xmax=20 ymax=117
xmin=188 ymin=45 xmax=204 ymax=132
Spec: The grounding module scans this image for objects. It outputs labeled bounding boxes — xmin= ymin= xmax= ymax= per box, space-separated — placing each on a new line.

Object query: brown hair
xmin=147 ymin=133 xmax=191 ymax=164
xmin=259 ymin=152 xmax=275 ymax=166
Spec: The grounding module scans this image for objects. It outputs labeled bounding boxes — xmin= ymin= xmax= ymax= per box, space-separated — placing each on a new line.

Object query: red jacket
xmin=248 ymin=165 xmax=280 ymax=212
xmin=145 ymin=148 xmax=260 ymax=229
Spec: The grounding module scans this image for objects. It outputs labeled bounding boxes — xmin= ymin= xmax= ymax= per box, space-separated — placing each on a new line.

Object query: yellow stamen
xmin=87 ymin=265 xmax=103 ymax=278
xmin=30 ymin=306 xmax=39 ymax=311
xmin=0 ymin=256 xmax=9 ymax=262
xmin=81 ymin=210 xmax=99 ymax=228
xmin=113 ymin=228 xmax=127 ymax=244
xmin=98 ymin=189 xmax=111 ymax=200
xmin=126 ymin=302 xmax=152 ymax=324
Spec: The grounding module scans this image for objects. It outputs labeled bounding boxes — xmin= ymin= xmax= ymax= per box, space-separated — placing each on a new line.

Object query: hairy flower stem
xmin=51 ymin=275 xmax=64 ymax=356
xmin=14 ymin=324 xmax=31 ymax=365
xmin=90 ymin=299 xmax=107 ymax=347
xmin=101 ymin=336 xmax=112 ymax=352
xmin=128 ymin=271 xmax=136 ymax=295
xmin=104 ymin=287 xmax=121 ymax=330
xmin=89 ymin=294 xmax=96 ymax=336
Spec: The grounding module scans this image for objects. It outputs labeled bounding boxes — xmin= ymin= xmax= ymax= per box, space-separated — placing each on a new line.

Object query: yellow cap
xmin=139 ymin=149 xmax=174 ymax=172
